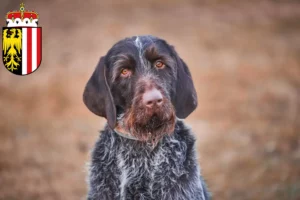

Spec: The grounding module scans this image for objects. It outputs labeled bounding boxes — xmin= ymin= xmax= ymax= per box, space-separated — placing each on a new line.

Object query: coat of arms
xmin=2 ymin=3 xmax=42 ymax=75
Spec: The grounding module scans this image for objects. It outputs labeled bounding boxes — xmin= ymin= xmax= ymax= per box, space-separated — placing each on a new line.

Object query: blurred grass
xmin=0 ymin=0 xmax=299 ymax=199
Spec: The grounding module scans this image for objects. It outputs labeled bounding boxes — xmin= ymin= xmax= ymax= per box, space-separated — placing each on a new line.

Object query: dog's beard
xmin=117 ymin=96 xmax=176 ymax=145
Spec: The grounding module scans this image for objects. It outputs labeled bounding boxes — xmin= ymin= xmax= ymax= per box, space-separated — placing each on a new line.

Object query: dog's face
xmin=83 ymin=36 xmax=197 ymax=144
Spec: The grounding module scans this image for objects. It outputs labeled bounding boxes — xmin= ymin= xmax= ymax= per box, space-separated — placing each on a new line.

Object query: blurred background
xmin=0 ymin=0 xmax=300 ymax=199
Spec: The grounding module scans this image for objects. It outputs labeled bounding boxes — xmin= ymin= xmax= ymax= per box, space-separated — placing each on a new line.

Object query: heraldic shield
xmin=2 ymin=27 xmax=42 ymax=75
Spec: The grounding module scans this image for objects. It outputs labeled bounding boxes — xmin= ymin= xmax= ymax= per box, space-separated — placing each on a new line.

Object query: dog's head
xmin=83 ymin=36 xmax=197 ymax=144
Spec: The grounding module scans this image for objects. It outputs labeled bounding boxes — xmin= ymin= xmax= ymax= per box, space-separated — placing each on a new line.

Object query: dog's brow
xmin=144 ymin=45 xmax=160 ymax=60
xmin=110 ymin=54 xmax=131 ymax=62
xmin=111 ymin=54 xmax=133 ymax=68
xmin=144 ymin=45 xmax=176 ymax=67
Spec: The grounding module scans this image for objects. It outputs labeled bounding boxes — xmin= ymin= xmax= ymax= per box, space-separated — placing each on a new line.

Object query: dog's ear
xmin=174 ymin=54 xmax=198 ymax=119
xmin=83 ymin=57 xmax=116 ymax=129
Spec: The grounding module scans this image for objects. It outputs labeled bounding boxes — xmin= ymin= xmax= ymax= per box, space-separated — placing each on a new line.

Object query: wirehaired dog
xmin=83 ymin=35 xmax=210 ymax=200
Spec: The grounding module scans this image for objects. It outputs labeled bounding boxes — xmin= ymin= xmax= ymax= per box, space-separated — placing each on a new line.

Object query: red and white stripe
xmin=22 ymin=28 xmax=41 ymax=75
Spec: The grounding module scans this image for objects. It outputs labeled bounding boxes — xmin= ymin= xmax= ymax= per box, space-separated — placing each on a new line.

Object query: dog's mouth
xmin=115 ymin=97 xmax=176 ymax=145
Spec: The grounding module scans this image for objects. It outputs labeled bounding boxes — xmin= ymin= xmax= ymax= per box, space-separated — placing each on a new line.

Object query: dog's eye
xmin=120 ymin=68 xmax=131 ymax=77
xmin=155 ymin=61 xmax=165 ymax=69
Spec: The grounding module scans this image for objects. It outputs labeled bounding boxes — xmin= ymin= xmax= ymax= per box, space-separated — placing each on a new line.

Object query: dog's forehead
xmin=109 ymin=36 xmax=170 ymax=57
xmin=132 ymin=35 xmax=155 ymax=51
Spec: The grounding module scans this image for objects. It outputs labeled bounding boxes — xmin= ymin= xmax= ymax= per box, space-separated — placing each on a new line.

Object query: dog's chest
xmin=116 ymin=137 xmax=188 ymax=199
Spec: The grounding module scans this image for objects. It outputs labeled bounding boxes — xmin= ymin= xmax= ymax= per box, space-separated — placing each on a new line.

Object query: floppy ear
xmin=174 ymin=55 xmax=198 ymax=119
xmin=83 ymin=57 xmax=116 ymax=129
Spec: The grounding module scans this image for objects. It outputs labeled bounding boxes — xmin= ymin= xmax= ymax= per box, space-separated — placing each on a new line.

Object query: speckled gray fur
xmin=87 ymin=120 xmax=210 ymax=200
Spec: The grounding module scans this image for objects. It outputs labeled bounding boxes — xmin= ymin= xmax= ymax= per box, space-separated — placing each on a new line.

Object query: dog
xmin=83 ymin=35 xmax=210 ymax=200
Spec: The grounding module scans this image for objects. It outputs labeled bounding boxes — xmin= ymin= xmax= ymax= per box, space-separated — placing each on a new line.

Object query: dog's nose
xmin=143 ymin=88 xmax=163 ymax=108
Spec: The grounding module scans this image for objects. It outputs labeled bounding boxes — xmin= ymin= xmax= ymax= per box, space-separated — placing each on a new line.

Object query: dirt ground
xmin=0 ymin=0 xmax=300 ymax=199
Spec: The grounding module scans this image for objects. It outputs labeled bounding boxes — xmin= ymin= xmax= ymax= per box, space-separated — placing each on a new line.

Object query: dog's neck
xmin=114 ymin=125 xmax=139 ymax=140
xmin=113 ymin=118 xmax=182 ymax=141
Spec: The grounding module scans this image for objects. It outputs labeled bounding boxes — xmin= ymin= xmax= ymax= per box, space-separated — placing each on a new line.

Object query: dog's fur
xmin=83 ymin=35 xmax=210 ymax=200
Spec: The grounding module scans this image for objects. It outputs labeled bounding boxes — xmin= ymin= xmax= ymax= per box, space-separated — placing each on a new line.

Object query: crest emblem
xmin=2 ymin=3 xmax=42 ymax=76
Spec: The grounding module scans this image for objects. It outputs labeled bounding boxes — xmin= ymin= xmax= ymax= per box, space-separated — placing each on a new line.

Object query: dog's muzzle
xmin=116 ymin=79 xmax=176 ymax=145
